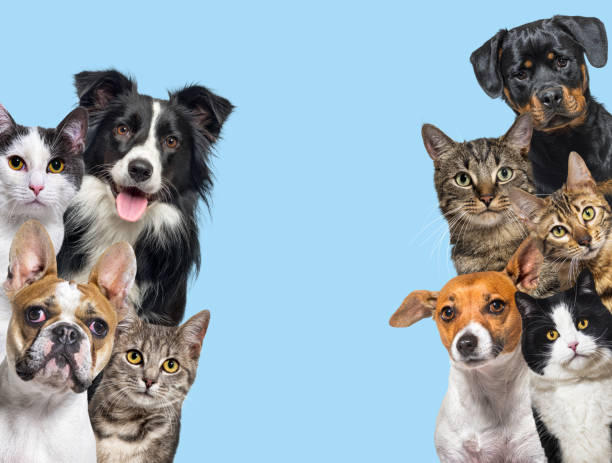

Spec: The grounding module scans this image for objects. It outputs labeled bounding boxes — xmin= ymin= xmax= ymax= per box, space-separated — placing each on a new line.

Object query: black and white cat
xmin=515 ymin=269 xmax=612 ymax=463
xmin=0 ymin=103 xmax=87 ymax=359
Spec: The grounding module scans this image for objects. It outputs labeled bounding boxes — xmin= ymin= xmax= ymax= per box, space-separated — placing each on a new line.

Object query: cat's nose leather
xmin=479 ymin=195 xmax=494 ymax=207
xmin=143 ymin=377 xmax=155 ymax=389
xmin=568 ymin=341 xmax=579 ymax=352
xmin=29 ymin=184 xmax=44 ymax=196
xmin=577 ymin=235 xmax=592 ymax=246
xmin=457 ymin=333 xmax=478 ymax=356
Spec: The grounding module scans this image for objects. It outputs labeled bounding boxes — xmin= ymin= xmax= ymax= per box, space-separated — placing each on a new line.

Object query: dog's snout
xmin=457 ymin=333 xmax=478 ymax=356
xmin=52 ymin=324 xmax=80 ymax=346
xmin=538 ymin=87 xmax=563 ymax=109
xmin=128 ymin=159 xmax=153 ymax=182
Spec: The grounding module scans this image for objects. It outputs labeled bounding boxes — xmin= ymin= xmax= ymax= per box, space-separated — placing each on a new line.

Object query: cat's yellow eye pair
xmin=582 ymin=206 xmax=595 ymax=222
xmin=126 ymin=349 xmax=143 ymax=365
xmin=8 ymin=156 xmax=25 ymax=170
xmin=546 ymin=330 xmax=559 ymax=341
xmin=47 ymin=159 xmax=65 ymax=173
xmin=162 ymin=358 xmax=180 ymax=373
xmin=577 ymin=318 xmax=589 ymax=330
xmin=496 ymin=166 xmax=513 ymax=182
xmin=551 ymin=226 xmax=567 ymax=237
xmin=455 ymin=172 xmax=472 ymax=187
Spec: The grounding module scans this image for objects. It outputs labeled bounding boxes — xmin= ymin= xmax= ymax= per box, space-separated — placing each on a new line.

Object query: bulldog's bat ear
xmin=389 ymin=290 xmax=439 ymax=328
xmin=552 ymin=15 xmax=608 ymax=68
xmin=179 ymin=310 xmax=211 ymax=360
xmin=4 ymin=220 xmax=57 ymax=296
xmin=470 ymin=29 xmax=507 ymax=98
xmin=88 ymin=242 xmax=136 ymax=319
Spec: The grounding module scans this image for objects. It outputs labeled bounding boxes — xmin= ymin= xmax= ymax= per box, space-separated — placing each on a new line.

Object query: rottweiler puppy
xmin=471 ymin=16 xmax=610 ymax=195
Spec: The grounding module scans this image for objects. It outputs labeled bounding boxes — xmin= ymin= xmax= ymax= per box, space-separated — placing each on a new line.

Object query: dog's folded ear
xmin=505 ymin=236 xmax=543 ymax=293
xmin=179 ymin=310 xmax=211 ymax=360
xmin=389 ymin=290 xmax=438 ymax=327
xmin=54 ymin=107 xmax=88 ymax=155
xmin=4 ymin=220 xmax=57 ymax=296
xmin=552 ymin=15 xmax=608 ymax=68
xmin=88 ymin=242 xmax=137 ymax=319
xmin=74 ymin=70 xmax=136 ymax=112
xmin=171 ymin=86 xmax=234 ymax=143
xmin=470 ymin=29 xmax=507 ymax=98
xmin=503 ymin=114 xmax=532 ymax=156
xmin=421 ymin=124 xmax=456 ymax=161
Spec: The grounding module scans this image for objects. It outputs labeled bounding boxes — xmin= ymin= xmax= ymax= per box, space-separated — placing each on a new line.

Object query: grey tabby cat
xmin=89 ymin=310 xmax=210 ymax=463
xmin=422 ymin=113 xmax=535 ymax=274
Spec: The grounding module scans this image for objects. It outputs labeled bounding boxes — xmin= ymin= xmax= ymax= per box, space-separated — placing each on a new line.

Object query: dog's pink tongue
xmin=116 ymin=191 xmax=148 ymax=222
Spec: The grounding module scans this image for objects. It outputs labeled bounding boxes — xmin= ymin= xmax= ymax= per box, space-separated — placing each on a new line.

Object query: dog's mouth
xmin=110 ymin=181 xmax=154 ymax=222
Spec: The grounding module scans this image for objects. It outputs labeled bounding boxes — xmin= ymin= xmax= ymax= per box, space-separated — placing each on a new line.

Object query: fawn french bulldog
xmin=390 ymin=238 xmax=546 ymax=463
xmin=0 ymin=220 xmax=136 ymax=463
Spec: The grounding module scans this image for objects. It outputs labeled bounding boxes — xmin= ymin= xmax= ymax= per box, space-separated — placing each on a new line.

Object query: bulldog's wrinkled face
xmin=3 ymin=219 xmax=136 ymax=395
xmin=8 ymin=278 xmax=119 ymax=393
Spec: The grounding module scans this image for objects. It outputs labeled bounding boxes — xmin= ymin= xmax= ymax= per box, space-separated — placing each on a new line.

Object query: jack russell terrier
xmin=0 ymin=220 xmax=136 ymax=463
xmin=390 ymin=238 xmax=546 ymax=463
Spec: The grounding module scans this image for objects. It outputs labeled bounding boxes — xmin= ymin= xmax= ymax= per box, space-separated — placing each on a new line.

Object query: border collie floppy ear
xmin=74 ymin=70 xmax=136 ymax=112
xmin=4 ymin=220 xmax=57 ymax=297
xmin=54 ymin=107 xmax=88 ymax=155
xmin=505 ymin=236 xmax=543 ymax=293
xmin=389 ymin=290 xmax=439 ymax=328
xmin=552 ymin=15 xmax=608 ymax=68
xmin=470 ymin=29 xmax=507 ymax=98
xmin=171 ymin=86 xmax=234 ymax=143
xmin=88 ymin=242 xmax=136 ymax=320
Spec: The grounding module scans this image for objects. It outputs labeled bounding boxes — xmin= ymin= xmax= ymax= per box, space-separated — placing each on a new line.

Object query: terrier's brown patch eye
xmin=489 ymin=299 xmax=505 ymax=314
xmin=440 ymin=306 xmax=455 ymax=322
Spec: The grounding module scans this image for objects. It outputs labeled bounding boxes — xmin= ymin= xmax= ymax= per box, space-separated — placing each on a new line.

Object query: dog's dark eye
xmin=164 ymin=136 xmax=179 ymax=149
xmin=556 ymin=57 xmax=568 ymax=68
xmin=440 ymin=306 xmax=455 ymax=322
xmin=88 ymin=319 xmax=108 ymax=338
xmin=26 ymin=306 xmax=47 ymax=325
xmin=514 ymin=70 xmax=528 ymax=81
xmin=115 ymin=124 xmax=130 ymax=137
xmin=489 ymin=299 xmax=505 ymax=314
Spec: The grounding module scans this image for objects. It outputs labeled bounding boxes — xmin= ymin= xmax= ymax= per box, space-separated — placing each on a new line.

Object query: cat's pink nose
xmin=143 ymin=377 xmax=155 ymax=389
xmin=29 ymin=184 xmax=44 ymax=196
xmin=568 ymin=341 xmax=579 ymax=352
xmin=479 ymin=195 xmax=494 ymax=207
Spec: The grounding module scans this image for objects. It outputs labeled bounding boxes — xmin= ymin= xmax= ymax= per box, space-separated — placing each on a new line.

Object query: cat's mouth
xmin=110 ymin=181 xmax=156 ymax=222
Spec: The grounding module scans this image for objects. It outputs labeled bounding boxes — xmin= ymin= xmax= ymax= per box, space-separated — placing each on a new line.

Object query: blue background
xmin=3 ymin=1 xmax=612 ymax=461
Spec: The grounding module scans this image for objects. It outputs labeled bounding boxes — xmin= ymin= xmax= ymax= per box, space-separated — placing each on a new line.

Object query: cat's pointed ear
xmin=4 ymin=220 xmax=57 ymax=297
xmin=0 ymin=103 xmax=16 ymax=137
xmin=170 ymin=86 xmax=233 ymax=143
xmin=74 ymin=70 xmax=136 ymax=112
xmin=576 ymin=268 xmax=597 ymax=296
xmin=88 ymin=242 xmax=136 ymax=319
xmin=421 ymin=124 xmax=456 ymax=161
xmin=179 ymin=310 xmax=211 ymax=359
xmin=508 ymin=187 xmax=545 ymax=227
xmin=514 ymin=291 xmax=539 ymax=318
xmin=389 ymin=290 xmax=439 ymax=327
xmin=566 ymin=151 xmax=596 ymax=193
xmin=505 ymin=236 xmax=543 ymax=293
xmin=55 ymin=107 xmax=88 ymax=155
xmin=503 ymin=114 xmax=533 ymax=155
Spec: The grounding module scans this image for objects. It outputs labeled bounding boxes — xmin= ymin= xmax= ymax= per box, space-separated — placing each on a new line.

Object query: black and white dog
xmin=58 ymin=70 xmax=232 ymax=325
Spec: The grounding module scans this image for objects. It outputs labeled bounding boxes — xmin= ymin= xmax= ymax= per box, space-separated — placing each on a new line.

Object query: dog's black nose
xmin=52 ymin=324 xmax=79 ymax=345
xmin=457 ymin=333 xmax=478 ymax=356
xmin=538 ymin=87 xmax=563 ymax=109
xmin=128 ymin=159 xmax=153 ymax=182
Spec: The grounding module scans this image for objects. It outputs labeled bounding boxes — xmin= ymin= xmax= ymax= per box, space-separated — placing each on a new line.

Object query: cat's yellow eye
xmin=47 ymin=159 xmax=65 ymax=173
xmin=455 ymin=172 xmax=472 ymax=187
xmin=8 ymin=156 xmax=25 ymax=171
xmin=162 ymin=358 xmax=180 ymax=373
xmin=126 ymin=350 xmax=143 ymax=365
xmin=496 ymin=167 xmax=514 ymax=183
xmin=551 ymin=226 xmax=567 ymax=238
xmin=582 ymin=207 xmax=595 ymax=222
xmin=577 ymin=318 xmax=589 ymax=330
xmin=546 ymin=330 xmax=559 ymax=341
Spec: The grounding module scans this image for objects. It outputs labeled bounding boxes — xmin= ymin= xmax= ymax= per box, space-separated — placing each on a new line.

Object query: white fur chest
xmin=531 ymin=374 xmax=612 ymax=463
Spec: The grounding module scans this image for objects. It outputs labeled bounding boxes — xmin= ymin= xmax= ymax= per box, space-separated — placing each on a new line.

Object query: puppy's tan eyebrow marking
xmin=524 ymin=60 xmax=533 ymax=68
xmin=483 ymin=293 xmax=491 ymax=302
xmin=84 ymin=303 xmax=97 ymax=317
xmin=547 ymin=52 xmax=555 ymax=60
xmin=44 ymin=296 xmax=55 ymax=307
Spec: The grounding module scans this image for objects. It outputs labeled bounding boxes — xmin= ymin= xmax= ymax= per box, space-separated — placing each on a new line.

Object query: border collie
xmin=58 ymin=70 xmax=233 ymax=325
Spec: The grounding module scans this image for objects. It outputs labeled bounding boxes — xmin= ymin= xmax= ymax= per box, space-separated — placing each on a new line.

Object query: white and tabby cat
xmin=515 ymin=269 xmax=612 ymax=463
xmin=0 ymin=103 xmax=87 ymax=359
xmin=89 ymin=310 xmax=210 ymax=463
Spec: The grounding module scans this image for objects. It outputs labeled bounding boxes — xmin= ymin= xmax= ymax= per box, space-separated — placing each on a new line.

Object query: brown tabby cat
xmin=89 ymin=310 xmax=210 ymax=463
xmin=510 ymin=152 xmax=612 ymax=305
xmin=422 ymin=113 xmax=535 ymax=274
